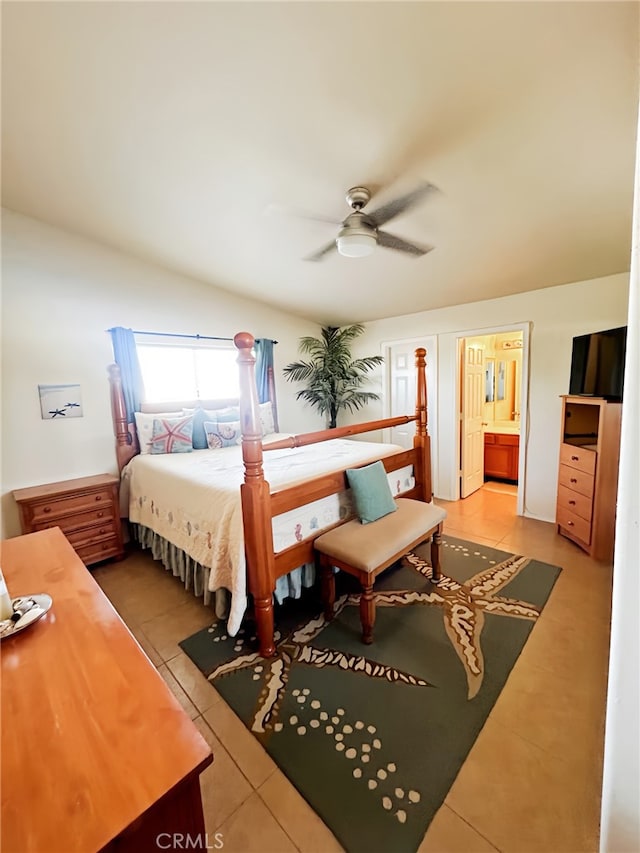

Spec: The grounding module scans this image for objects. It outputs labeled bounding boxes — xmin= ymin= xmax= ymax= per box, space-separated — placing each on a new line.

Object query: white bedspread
xmin=123 ymin=437 xmax=408 ymax=635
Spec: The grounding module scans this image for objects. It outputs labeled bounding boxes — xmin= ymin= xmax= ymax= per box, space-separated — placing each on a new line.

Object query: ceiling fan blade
xmin=304 ymin=239 xmax=338 ymax=262
xmin=377 ymin=230 xmax=434 ymax=257
xmin=264 ymin=202 xmax=341 ymax=226
xmin=368 ymin=181 xmax=439 ymax=227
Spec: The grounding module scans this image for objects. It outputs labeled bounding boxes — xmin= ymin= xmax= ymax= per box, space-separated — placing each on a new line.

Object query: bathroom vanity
xmin=484 ymin=429 xmax=520 ymax=481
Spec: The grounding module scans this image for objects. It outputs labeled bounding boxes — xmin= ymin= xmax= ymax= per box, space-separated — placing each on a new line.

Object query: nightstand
xmin=13 ymin=474 xmax=124 ymax=566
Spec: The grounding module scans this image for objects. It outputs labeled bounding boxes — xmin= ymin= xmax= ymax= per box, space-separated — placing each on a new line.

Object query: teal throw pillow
xmin=346 ymin=460 xmax=397 ymax=525
xmin=188 ymin=408 xmax=209 ymax=450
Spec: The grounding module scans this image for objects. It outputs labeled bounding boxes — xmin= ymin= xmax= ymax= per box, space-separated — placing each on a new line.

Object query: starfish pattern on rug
xmin=207 ymin=546 xmax=542 ymax=737
xmin=208 ymin=596 xmax=434 ymax=740
xmin=395 ymin=550 xmax=542 ymax=698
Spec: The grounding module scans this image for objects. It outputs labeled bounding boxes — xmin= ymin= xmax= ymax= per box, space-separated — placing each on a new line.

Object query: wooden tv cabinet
xmin=0 ymin=528 xmax=213 ymax=853
xmin=555 ymin=396 xmax=622 ymax=562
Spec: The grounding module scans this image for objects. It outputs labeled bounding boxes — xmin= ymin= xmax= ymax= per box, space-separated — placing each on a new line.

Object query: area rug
xmin=180 ymin=537 xmax=561 ymax=853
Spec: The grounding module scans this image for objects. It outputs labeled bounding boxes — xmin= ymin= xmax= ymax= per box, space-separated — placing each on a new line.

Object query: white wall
xmin=355 ymin=274 xmax=630 ymax=521
xmin=0 ymin=210 xmax=321 ymax=538
xmin=599 ymin=118 xmax=640 ymax=852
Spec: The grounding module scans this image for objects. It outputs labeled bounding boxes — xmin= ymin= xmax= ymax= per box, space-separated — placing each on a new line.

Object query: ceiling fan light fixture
xmin=336 ymin=231 xmax=377 ymax=258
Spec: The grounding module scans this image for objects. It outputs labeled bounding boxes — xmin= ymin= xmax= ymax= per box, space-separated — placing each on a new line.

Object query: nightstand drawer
xmin=34 ymin=505 xmax=116 ymax=534
xmin=560 ymin=443 xmax=596 ymax=475
xmin=75 ymin=537 xmax=123 ymax=566
xmin=558 ymin=463 xmax=594 ymax=499
xmin=557 ymin=484 xmax=593 ymax=523
xmin=27 ymin=488 xmax=114 ymax=525
xmin=65 ymin=522 xmax=118 ymax=548
xmin=557 ymin=506 xmax=591 ymax=545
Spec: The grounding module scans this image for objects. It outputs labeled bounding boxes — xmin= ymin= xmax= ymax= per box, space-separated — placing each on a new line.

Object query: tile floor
xmin=93 ymin=483 xmax=612 ymax=853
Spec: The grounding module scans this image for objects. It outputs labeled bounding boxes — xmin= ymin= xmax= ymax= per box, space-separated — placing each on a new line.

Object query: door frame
xmin=449 ymin=321 xmax=531 ymax=515
xmin=381 ymin=335 xmax=439 ymax=495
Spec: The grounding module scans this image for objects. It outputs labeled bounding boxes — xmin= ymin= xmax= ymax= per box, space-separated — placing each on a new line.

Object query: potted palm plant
xmin=283 ymin=325 xmax=384 ymax=428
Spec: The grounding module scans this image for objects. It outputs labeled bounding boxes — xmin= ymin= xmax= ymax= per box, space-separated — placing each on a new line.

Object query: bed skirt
xmin=131 ymin=523 xmax=316 ymax=623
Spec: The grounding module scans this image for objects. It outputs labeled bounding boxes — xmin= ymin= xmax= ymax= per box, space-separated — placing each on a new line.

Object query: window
xmin=136 ymin=339 xmax=240 ymax=403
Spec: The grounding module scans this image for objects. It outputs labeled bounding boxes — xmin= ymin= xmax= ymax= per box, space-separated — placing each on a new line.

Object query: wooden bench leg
xmin=430 ymin=526 xmax=442 ymax=583
xmin=360 ymin=582 xmax=375 ymax=644
xmin=320 ymin=560 xmax=336 ymax=621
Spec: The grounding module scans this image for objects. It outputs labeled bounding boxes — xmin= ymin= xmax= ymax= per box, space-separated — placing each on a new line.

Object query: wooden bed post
xmin=234 ymin=332 xmax=277 ymax=658
xmin=414 ymin=348 xmax=433 ymax=502
xmin=108 ymin=363 xmax=139 ymax=472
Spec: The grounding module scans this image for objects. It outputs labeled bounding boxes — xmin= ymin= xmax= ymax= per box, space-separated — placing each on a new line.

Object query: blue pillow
xmin=346 ymin=460 xmax=397 ymax=524
xmin=189 ymin=408 xmax=209 ymax=450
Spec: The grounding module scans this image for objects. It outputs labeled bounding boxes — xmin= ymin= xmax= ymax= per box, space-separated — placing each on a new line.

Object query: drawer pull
xmin=567 ymin=521 xmax=574 ymax=527
xmin=102 ymin=544 xmax=109 ymax=550
xmin=571 ymin=455 xmax=579 ymax=461
xmin=569 ymin=500 xmax=576 ymax=506
xmin=570 ymin=478 xmax=577 ymax=484
xmin=99 ymin=528 xmax=106 ymax=534
xmin=97 ymin=511 xmax=104 ymax=518
xmin=43 ymin=507 xmax=51 ymax=514
xmin=95 ymin=496 xmax=102 ymax=502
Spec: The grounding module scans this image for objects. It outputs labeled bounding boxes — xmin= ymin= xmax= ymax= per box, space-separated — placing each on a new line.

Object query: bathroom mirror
xmin=496 ymin=361 xmax=506 ymax=401
xmin=484 ymin=357 xmax=519 ymax=421
xmin=485 ymin=360 xmax=495 ymax=403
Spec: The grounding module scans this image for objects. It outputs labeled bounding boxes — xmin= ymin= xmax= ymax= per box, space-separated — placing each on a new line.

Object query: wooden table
xmin=1 ymin=528 xmax=213 ymax=853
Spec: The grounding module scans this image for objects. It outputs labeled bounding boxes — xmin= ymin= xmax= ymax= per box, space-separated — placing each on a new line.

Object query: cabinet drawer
xmin=34 ymin=506 xmax=116 ymax=534
xmin=75 ymin=537 xmax=122 ymax=566
xmin=557 ymin=506 xmax=591 ymax=546
xmin=560 ymin=443 xmax=596 ymax=475
xmin=558 ymin=464 xmax=594 ymax=499
xmin=557 ymin=484 xmax=593 ymax=523
xmin=484 ymin=432 xmax=519 ymax=447
xmin=64 ymin=523 xmax=118 ymax=548
xmin=27 ymin=488 xmax=114 ymax=525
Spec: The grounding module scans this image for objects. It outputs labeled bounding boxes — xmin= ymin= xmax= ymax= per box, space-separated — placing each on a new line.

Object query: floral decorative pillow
xmin=259 ymin=401 xmax=275 ymax=436
xmin=135 ymin=411 xmax=182 ymax=454
xmin=203 ymin=420 xmax=242 ymax=449
xmin=149 ymin=415 xmax=194 ymax=455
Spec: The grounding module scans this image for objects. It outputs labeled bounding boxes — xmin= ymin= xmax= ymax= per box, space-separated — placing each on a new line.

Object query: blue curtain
xmin=109 ymin=327 xmax=145 ymax=423
xmin=254 ymin=338 xmax=274 ymax=404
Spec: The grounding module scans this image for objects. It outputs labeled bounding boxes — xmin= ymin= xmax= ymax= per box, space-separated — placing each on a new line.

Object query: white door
xmin=461 ymin=339 xmax=485 ymax=498
xmin=389 ymin=346 xmax=416 ymax=449
xmin=387 ymin=337 xmax=438 ymax=453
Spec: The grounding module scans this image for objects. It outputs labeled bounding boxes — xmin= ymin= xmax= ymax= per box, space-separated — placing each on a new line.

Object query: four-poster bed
xmin=109 ymin=332 xmax=434 ymax=658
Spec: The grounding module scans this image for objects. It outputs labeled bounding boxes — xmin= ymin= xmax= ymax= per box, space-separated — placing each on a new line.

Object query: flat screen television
xmin=569 ymin=326 xmax=627 ymax=402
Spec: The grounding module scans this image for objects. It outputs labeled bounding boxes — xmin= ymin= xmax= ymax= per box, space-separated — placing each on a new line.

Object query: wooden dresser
xmin=13 ymin=473 xmax=124 ymax=566
xmin=0 ymin=528 xmax=213 ymax=853
xmin=555 ymin=396 xmax=622 ymax=562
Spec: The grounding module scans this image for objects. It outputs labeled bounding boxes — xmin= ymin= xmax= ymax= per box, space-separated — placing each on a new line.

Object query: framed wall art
xmin=38 ymin=384 xmax=83 ymax=419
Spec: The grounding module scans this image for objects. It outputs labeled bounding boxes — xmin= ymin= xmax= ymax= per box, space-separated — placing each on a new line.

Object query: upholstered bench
xmin=314 ymin=497 xmax=447 ymax=644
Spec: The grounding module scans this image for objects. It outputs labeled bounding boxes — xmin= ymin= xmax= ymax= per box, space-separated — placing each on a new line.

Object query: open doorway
xmin=458 ymin=325 xmax=530 ymax=514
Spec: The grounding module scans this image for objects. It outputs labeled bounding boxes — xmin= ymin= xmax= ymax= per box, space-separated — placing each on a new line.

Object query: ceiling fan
xmin=300 ymin=182 xmax=439 ymax=262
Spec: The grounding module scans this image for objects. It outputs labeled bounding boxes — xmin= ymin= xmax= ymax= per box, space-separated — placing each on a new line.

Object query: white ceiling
xmin=2 ymin=2 xmax=638 ymax=325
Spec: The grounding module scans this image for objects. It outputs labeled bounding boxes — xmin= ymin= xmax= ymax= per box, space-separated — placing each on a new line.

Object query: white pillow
xmin=135 ymin=411 xmax=182 ymax=454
